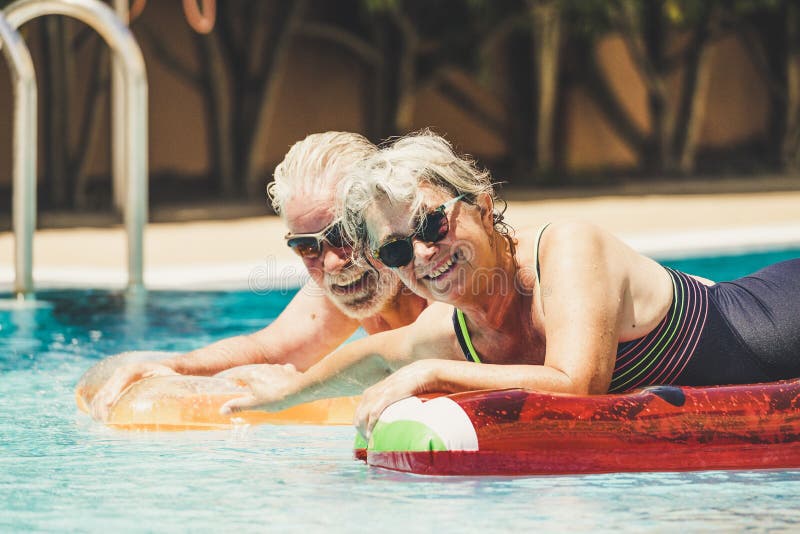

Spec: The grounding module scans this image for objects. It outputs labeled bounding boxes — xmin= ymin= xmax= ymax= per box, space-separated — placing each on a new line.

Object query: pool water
xmin=2 ymin=248 xmax=800 ymax=532
xmin=660 ymin=246 xmax=800 ymax=282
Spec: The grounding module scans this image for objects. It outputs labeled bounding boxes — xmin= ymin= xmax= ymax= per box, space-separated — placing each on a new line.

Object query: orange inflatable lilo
xmin=76 ymin=352 xmax=358 ymax=430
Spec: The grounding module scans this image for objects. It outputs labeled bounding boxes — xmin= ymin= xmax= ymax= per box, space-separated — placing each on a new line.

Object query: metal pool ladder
xmin=0 ymin=0 xmax=148 ymax=299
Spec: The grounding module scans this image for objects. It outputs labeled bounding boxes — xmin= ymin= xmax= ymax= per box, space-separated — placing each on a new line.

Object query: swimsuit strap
xmin=452 ymin=224 xmax=551 ymax=364
xmin=534 ymin=223 xmax=551 ymax=301
xmin=452 ymin=308 xmax=481 ymax=363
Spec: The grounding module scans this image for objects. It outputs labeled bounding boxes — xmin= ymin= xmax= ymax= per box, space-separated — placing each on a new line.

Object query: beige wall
xmin=701 ymin=35 xmax=769 ymax=146
xmin=564 ymin=86 xmax=639 ymax=169
xmin=141 ymin=4 xmax=207 ymax=178
xmin=0 ymin=9 xmax=779 ymax=191
xmin=257 ymin=39 xmax=370 ymax=170
xmin=411 ymin=73 xmax=507 ymax=160
xmin=562 ymin=33 xmax=772 ymax=171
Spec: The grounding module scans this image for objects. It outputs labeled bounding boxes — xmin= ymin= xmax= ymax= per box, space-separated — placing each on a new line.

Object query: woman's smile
xmin=421 ymin=252 xmax=457 ymax=281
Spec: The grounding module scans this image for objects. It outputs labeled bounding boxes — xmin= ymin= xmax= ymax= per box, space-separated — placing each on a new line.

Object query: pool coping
xmin=1 ymin=222 xmax=800 ymax=291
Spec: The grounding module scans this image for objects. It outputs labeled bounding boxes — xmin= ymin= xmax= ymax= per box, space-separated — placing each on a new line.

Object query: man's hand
xmin=90 ymin=362 xmax=178 ymax=421
xmin=218 ymin=363 xmax=302 ymax=414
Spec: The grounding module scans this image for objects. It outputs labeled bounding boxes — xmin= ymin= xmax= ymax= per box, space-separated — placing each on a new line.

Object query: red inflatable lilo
xmin=355 ymin=380 xmax=800 ymax=476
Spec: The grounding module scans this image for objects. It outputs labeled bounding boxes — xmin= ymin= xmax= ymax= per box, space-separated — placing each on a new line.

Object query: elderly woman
xmin=224 ymin=131 xmax=800 ymax=438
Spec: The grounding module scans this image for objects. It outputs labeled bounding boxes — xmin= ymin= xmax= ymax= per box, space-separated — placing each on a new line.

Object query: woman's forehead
xmin=363 ymin=186 xmax=450 ymax=237
xmin=365 ymin=201 xmax=415 ymax=236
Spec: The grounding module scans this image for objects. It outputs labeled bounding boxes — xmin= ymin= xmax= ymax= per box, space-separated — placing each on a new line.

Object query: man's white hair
xmin=268 ymin=131 xmax=377 ymax=216
xmin=339 ymin=129 xmax=500 ymax=249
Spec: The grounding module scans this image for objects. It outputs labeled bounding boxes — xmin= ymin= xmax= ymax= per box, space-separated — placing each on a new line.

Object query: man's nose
xmin=322 ymin=244 xmax=350 ymax=273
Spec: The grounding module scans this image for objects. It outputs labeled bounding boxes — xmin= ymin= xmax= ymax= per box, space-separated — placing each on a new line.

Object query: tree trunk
xmin=531 ymin=0 xmax=560 ymax=172
xmin=244 ymin=0 xmax=308 ymax=196
xmin=642 ymin=0 xmax=672 ymax=173
xmin=612 ymin=0 xmax=674 ymax=173
xmin=676 ymin=26 xmax=715 ymax=175
xmin=197 ymin=31 xmax=235 ymax=196
xmin=678 ymin=46 xmax=713 ymax=174
xmin=504 ymin=28 xmax=535 ymax=183
xmin=574 ymin=32 xmax=647 ymax=161
xmin=73 ymin=43 xmax=110 ymax=208
xmin=394 ymin=40 xmax=417 ymax=133
xmin=391 ymin=8 xmax=419 ymax=133
xmin=295 ymin=20 xmax=385 ymax=142
xmin=41 ymin=18 xmax=71 ymax=208
xmin=368 ymin=15 xmax=401 ymax=141
xmin=783 ymin=2 xmax=800 ymax=173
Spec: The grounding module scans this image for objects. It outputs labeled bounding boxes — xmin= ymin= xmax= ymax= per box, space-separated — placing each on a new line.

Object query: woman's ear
xmin=476 ymin=193 xmax=494 ymax=234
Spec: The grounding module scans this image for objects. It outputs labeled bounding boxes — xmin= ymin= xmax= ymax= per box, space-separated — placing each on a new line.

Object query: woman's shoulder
xmin=515 ymin=220 xmax=610 ymax=263
xmin=413 ymin=301 xmax=456 ymax=324
xmin=404 ymin=302 xmax=465 ymax=360
xmin=516 ymin=220 xmax=607 ymax=241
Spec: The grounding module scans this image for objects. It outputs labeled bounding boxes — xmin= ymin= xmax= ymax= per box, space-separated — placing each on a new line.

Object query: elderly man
xmin=91 ymin=132 xmax=428 ymax=419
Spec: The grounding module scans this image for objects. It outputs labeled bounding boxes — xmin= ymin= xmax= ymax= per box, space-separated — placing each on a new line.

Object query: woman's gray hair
xmin=268 ymin=131 xmax=377 ymax=216
xmin=339 ymin=129 xmax=506 ymax=249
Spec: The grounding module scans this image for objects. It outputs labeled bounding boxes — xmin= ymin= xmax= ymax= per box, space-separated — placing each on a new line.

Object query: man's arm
xmin=163 ymin=280 xmax=360 ymax=375
xmin=90 ymin=281 xmax=359 ymax=421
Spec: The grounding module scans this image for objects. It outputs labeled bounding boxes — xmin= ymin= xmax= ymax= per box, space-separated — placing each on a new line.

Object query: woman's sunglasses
xmin=285 ymin=220 xmax=348 ymax=259
xmin=371 ymin=194 xmax=465 ymax=268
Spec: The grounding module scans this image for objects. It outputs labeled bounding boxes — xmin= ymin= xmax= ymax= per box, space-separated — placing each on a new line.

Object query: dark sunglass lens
xmin=419 ymin=210 xmax=448 ymax=242
xmin=324 ymin=223 xmax=347 ymax=249
xmin=287 ymin=237 xmax=321 ymax=258
xmin=379 ymin=240 xmax=414 ymax=268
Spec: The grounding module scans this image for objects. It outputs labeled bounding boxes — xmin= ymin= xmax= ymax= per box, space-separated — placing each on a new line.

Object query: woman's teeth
xmin=426 ymin=256 xmax=455 ymax=280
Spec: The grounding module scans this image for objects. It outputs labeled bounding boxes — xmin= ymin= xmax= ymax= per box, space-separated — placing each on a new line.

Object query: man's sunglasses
xmin=285 ymin=220 xmax=348 ymax=259
xmin=371 ymin=194 xmax=465 ymax=268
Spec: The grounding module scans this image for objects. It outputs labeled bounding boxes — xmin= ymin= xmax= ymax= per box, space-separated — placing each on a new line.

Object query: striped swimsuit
xmin=608 ymin=268 xmax=707 ymax=392
xmin=453 ymin=226 xmax=800 ymax=391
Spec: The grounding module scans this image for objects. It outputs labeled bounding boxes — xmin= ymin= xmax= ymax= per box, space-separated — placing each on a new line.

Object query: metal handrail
xmin=1 ymin=0 xmax=149 ymax=295
xmin=0 ymin=13 xmax=36 ymax=298
xmin=112 ymin=0 xmax=127 ymax=214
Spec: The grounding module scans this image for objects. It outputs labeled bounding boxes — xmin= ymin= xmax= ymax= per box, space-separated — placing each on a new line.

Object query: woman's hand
xmin=90 ymin=362 xmax=178 ymax=421
xmin=354 ymin=359 xmax=440 ymax=440
xmin=218 ymin=363 xmax=303 ymax=414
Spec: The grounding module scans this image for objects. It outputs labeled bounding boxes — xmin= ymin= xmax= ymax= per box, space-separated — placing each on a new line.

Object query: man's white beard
xmin=326 ymin=265 xmax=403 ymax=320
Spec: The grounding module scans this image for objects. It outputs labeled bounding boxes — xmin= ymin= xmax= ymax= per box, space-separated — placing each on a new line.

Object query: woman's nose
xmin=412 ymin=239 xmax=437 ymax=266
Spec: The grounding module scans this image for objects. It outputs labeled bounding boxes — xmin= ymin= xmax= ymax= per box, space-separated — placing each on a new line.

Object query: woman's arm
xmin=533 ymin=221 xmax=627 ymax=394
xmin=354 ymin=358 xmax=583 ymax=437
xmin=220 ymin=303 xmax=456 ymax=414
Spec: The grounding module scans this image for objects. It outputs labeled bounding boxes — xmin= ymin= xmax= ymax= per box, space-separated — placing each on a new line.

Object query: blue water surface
xmin=1 ymin=248 xmax=800 ymax=532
